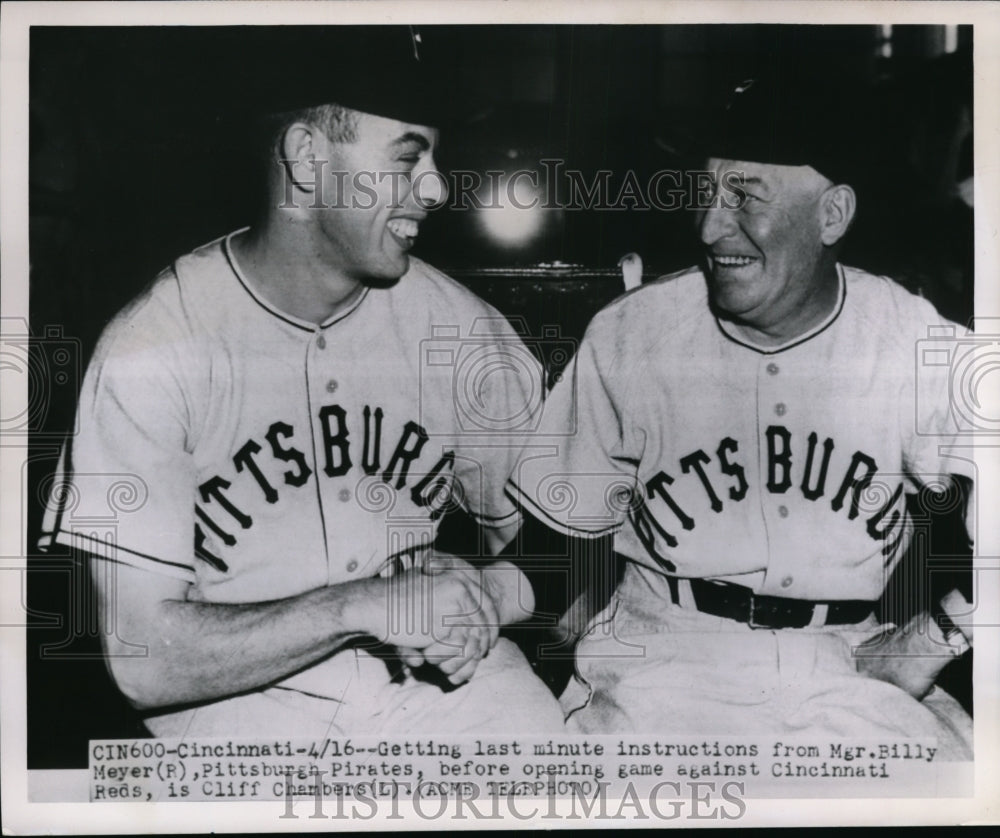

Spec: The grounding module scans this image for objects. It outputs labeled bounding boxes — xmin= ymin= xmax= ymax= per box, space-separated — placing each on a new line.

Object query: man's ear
xmin=819 ymin=184 xmax=857 ymax=246
xmin=280 ymin=122 xmax=322 ymax=195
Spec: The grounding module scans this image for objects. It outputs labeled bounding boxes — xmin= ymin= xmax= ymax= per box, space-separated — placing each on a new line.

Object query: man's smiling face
xmin=314 ymin=111 xmax=443 ymax=284
xmin=698 ymin=158 xmax=833 ymax=336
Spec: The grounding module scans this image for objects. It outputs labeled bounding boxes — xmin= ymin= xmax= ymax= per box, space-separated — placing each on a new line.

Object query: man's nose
xmin=412 ymin=155 xmax=448 ymax=210
xmin=698 ymin=202 xmax=737 ymax=246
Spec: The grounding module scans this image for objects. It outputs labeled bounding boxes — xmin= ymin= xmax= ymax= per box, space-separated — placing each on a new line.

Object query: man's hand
xmin=396 ymin=555 xmax=503 ymax=685
xmin=415 ymin=555 xmax=504 ymax=684
xmin=365 ymin=555 xmax=500 ymax=684
xmin=854 ymin=610 xmax=969 ymax=700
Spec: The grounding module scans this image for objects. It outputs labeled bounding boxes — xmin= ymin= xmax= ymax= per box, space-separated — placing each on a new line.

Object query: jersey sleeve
xmin=903 ymin=316 xmax=977 ymax=480
xmin=506 ymin=324 xmax=643 ymax=538
xmin=902 ymin=308 xmax=977 ymax=541
xmin=39 ymin=307 xmax=198 ymax=582
xmin=444 ymin=316 xmax=547 ymax=532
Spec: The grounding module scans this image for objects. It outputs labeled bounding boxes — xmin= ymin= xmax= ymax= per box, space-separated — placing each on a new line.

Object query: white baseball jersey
xmin=40 ymin=230 xmax=563 ymax=736
xmin=510 ymin=264 xmax=972 ymax=603
xmin=508 ymin=264 xmax=973 ymax=747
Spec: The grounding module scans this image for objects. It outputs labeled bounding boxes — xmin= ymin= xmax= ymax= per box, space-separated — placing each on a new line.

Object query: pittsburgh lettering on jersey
xmin=193 ymin=403 xmax=455 ymax=571
xmin=629 ymin=426 xmax=906 ymax=570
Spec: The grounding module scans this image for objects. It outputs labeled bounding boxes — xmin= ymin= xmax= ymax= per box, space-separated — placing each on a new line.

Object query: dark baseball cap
xmin=701 ymin=72 xmax=862 ymax=186
xmin=238 ymin=25 xmax=444 ymax=128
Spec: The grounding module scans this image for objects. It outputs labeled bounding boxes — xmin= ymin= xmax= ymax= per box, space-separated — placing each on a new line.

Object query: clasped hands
xmin=372 ymin=554 xmax=504 ymax=686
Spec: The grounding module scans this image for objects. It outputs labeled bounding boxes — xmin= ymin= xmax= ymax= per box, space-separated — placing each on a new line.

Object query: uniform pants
xmin=561 ymin=580 xmax=973 ymax=759
xmin=145 ymin=638 xmax=565 ymax=738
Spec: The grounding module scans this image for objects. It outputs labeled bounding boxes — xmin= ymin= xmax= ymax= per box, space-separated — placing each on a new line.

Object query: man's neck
xmin=230 ymin=219 xmax=362 ymax=326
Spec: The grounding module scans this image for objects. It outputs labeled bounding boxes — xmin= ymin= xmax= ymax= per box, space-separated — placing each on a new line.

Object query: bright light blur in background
xmin=475 ymin=167 xmax=554 ymax=247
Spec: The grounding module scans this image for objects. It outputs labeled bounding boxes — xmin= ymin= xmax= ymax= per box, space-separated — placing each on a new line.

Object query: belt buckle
xmin=746 ymin=592 xmax=769 ymax=630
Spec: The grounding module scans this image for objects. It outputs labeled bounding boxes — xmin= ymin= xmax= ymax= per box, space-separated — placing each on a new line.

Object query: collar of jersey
xmin=713 ymin=263 xmax=847 ymax=355
xmin=223 ymin=228 xmax=370 ymax=333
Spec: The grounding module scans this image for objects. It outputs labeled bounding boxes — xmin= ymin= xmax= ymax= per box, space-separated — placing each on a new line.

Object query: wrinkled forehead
xmin=707 ymin=158 xmax=828 ymax=195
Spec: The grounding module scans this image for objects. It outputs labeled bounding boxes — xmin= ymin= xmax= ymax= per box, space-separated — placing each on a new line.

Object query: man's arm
xmin=415 ymin=517 xmax=617 ymax=677
xmin=480 ymin=517 xmax=539 ymax=624
xmin=856 ymin=477 xmax=974 ymax=699
xmin=855 ymin=597 xmax=971 ymax=700
xmin=94 ymin=557 xmax=493 ymax=710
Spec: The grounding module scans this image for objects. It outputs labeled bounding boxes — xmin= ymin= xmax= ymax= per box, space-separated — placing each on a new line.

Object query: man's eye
xmin=717 ymin=187 xmax=745 ymax=209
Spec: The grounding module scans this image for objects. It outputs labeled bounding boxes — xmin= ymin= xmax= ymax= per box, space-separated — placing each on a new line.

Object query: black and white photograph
xmin=2 ymin=0 xmax=998 ymax=831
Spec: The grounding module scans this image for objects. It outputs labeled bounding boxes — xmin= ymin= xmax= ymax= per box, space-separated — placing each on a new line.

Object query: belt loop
xmin=678 ymin=578 xmax=699 ymax=609
xmin=667 ymin=575 xmax=680 ymax=605
xmin=808 ymin=603 xmax=829 ymax=628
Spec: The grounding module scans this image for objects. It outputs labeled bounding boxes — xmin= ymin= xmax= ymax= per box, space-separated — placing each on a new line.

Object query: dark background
xmin=27 ymin=24 xmax=974 ymax=767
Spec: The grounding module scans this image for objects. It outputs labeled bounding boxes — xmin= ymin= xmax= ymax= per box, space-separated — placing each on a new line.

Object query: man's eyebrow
xmin=391 ymin=132 xmax=431 ymax=151
xmin=726 ymin=174 xmax=774 ymax=197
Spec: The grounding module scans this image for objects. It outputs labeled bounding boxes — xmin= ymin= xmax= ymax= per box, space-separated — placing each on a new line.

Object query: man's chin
xmin=362 ymin=256 xmax=409 ymax=289
xmin=707 ymin=274 xmax=747 ymax=308
xmin=707 ymin=283 xmax=762 ymax=323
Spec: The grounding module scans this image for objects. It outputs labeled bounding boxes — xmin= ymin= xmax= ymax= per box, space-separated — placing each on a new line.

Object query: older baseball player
xmin=40 ymin=27 xmax=564 ymax=738
xmin=508 ymin=75 xmax=974 ymax=755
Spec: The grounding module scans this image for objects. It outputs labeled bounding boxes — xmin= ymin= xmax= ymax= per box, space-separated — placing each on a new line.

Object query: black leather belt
xmin=688 ymin=578 xmax=875 ymax=629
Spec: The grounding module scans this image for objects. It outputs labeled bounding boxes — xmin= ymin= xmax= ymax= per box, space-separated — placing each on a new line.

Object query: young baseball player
xmin=507 ymin=74 xmax=975 ymax=756
xmin=40 ymin=27 xmax=564 ymax=738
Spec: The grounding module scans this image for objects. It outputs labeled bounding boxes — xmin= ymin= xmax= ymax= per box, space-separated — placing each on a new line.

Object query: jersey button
xmin=316 ymin=334 xmax=327 ymax=350
xmin=766 ymin=362 xmax=779 ymax=375
xmin=346 ymin=560 xmax=358 ymax=573
xmin=326 ymin=379 xmax=338 ymax=393
xmin=781 ymin=576 xmax=793 ymax=588
xmin=778 ymin=505 xmax=789 ymax=518
xmin=338 ymin=488 xmax=351 ymax=502
xmin=774 ymin=402 xmax=786 ymax=416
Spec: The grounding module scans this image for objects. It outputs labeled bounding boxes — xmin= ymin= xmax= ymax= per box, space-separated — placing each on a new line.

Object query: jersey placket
xmin=755 ymin=352 xmax=800 ymax=597
xmin=305 ymin=326 xmax=365 ymax=587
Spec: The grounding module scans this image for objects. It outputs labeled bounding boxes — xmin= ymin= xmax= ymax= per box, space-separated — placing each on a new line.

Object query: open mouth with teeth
xmin=386 ymin=218 xmax=420 ymax=249
xmin=712 ymin=254 xmax=758 ymax=269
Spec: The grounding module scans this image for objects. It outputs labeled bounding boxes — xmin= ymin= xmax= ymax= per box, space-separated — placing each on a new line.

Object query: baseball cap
xmin=238 ymin=25 xmax=444 ymax=128
xmin=701 ymin=72 xmax=862 ymax=186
